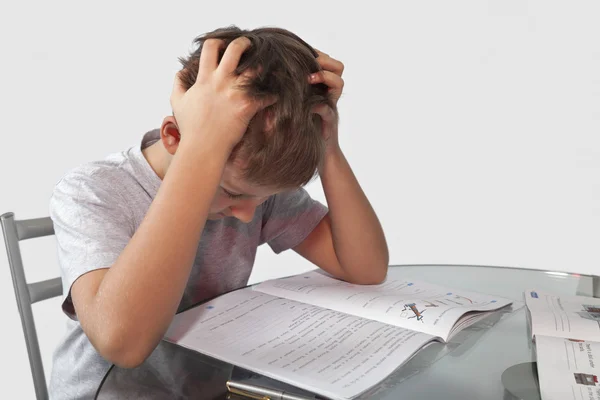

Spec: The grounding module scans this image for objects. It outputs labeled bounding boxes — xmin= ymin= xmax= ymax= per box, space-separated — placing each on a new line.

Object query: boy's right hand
xmin=169 ymin=37 xmax=274 ymax=152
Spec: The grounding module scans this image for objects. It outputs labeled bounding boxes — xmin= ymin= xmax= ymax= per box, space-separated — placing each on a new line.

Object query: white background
xmin=1 ymin=0 xmax=598 ymax=397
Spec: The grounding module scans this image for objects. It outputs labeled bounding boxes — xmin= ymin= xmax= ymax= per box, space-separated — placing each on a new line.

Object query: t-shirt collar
xmin=129 ymin=129 xmax=162 ymax=198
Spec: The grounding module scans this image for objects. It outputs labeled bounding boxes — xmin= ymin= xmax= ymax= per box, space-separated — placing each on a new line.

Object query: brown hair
xmin=178 ymin=26 xmax=336 ymax=188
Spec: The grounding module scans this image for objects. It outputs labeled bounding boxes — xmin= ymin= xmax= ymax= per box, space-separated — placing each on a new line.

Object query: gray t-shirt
xmin=48 ymin=130 xmax=328 ymax=399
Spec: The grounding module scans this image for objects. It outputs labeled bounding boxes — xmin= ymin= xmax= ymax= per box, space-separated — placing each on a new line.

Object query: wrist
xmin=179 ymin=132 xmax=236 ymax=160
xmin=319 ymin=146 xmax=345 ymax=175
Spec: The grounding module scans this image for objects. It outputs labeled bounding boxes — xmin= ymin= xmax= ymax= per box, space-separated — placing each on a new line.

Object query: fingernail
xmin=309 ymin=74 xmax=317 ymax=81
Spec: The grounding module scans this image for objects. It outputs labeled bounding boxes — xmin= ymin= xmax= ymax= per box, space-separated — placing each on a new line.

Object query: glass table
xmin=95 ymin=264 xmax=594 ymax=400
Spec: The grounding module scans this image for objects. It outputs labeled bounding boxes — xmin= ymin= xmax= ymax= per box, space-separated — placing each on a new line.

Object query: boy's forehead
xmin=222 ymin=163 xmax=287 ymax=197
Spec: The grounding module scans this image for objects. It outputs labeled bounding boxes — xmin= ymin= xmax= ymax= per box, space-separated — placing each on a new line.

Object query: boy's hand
xmin=309 ymin=50 xmax=344 ymax=153
xmin=310 ymin=49 xmax=344 ymax=105
xmin=170 ymin=37 xmax=275 ymax=151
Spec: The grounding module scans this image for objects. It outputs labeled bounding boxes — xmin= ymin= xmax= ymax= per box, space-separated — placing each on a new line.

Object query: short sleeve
xmin=50 ymin=168 xmax=135 ymax=319
xmin=260 ymin=188 xmax=328 ymax=254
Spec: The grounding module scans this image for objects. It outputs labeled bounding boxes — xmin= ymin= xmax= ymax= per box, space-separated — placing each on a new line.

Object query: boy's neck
xmin=142 ymin=141 xmax=169 ymax=180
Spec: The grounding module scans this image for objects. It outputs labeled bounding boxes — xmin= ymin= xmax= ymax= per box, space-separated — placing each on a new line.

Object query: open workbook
xmin=526 ymin=290 xmax=600 ymax=400
xmin=165 ymin=270 xmax=512 ymax=400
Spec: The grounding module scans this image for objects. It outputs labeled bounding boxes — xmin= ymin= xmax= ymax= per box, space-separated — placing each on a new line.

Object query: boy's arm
xmin=293 ymin=148 xmax=389 ymax=285
xmin=71 ymin=139 xmax=229 ymax=368
xmin=69 ymin=37 xmax=270 ymax=368
xmin=293 ymin=51 xmax=389 ymax=284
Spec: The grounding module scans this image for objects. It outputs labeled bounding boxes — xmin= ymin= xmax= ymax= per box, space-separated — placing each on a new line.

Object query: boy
xmin=48 ymin=26 xmax=388 ymax=399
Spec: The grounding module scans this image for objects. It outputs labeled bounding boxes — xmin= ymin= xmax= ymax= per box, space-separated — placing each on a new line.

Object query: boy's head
xmin=160 ymin=26 xmax=335 ymax=221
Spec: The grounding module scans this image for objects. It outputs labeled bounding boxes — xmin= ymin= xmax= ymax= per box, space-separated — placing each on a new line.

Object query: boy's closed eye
xmin=221 ymin=187 xmax=244 ymax=200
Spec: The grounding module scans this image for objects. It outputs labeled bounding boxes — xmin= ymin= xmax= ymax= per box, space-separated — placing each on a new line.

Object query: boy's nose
xmin=230 ymin=203 xmax=257 ymax=223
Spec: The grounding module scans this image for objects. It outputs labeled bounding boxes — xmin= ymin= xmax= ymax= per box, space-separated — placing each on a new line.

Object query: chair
xmin=1 ymin=212 xmax=63 ymax=400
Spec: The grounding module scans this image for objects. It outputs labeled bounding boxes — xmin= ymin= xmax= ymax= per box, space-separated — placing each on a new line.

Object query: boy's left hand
xmin=309 ymin=50 xmax=344 ymax=153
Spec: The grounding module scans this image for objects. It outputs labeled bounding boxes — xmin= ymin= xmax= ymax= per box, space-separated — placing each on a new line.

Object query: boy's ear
xmin=160 ymin=116 xmax=181 ymax=155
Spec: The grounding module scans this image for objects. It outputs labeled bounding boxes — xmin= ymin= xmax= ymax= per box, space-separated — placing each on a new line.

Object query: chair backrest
xmin=1 ymin=212 xmax=63 ymax=400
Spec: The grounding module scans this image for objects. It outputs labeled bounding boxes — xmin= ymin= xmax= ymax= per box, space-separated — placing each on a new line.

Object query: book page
xmin=536 ymin=336 xmax=600 ymax=400
xmin=165 ymin=287 xmax=435 ymax=400
xmin=526 ymin=290 xmax=600 ymax=342
xmin=253 ymin=270 xmax=512 ymax=341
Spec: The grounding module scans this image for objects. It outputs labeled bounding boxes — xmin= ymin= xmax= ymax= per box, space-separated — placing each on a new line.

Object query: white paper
xmin=165 ymin=287 xmax=435 ymax=400
xmin=526 ymin=290 xmax=600 ymax=342
xmin=254 ymin=270 xmax=512 ymax=341
xmin=536 ymin=336 xmax=600 ymax=400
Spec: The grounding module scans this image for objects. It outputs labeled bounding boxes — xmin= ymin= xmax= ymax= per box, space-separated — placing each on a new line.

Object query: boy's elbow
xmin=363 ymin=266 xmax=388 ymax=285
xmin=362 ymin=254 xmax=389 ymax=284
xmin=344 ymin=261 xmax=388 ymax=285
xmin=374 ymin=267 xmax=388 ymax=284
xmin=109 ymin=349 xmax=150 ymax=369
xmin=93 ymin=329 xmax=156 ymax=369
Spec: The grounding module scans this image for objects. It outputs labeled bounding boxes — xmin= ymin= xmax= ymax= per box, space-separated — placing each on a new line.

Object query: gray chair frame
xmin=1 ymin=212 xmax=63 ymax=400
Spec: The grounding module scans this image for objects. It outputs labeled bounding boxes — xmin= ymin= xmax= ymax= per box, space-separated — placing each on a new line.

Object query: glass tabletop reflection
xmin=96 ymin=264 xmax=593 ymax=400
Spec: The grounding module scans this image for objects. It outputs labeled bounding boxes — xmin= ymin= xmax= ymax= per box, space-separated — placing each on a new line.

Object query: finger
xmin=313 ymin=48 xmax=329 ymax=57
xmin=309 ymin=70 xmax=344 ymax=92
xmin=315 ymin=52 xmax=344 ymax=76
xmin=249 ymin=94 xmax=278 ymax=116
xmin=239 ymin=95 xmax=278 ymax=129
xmin=312 ymin=104 xmax=336 ymax=124
xmin=238 ymin=65 xmax=262 ymax=83
xmin=198 ymin=39 xmax=225 ymax=78
xmin=218 ymin=37 xmax=252 ymax=76
xmin=258 ymin=95 xmax=278 ymax=111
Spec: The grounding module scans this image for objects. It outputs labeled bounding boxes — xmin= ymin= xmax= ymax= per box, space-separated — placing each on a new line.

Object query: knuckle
xmin=238 ymin=98 xmax=259 ymax=119
xmin=203 ymin=38 xmax=222 ymax=49
xmin=226 ymin=91 xmax=237 ymax=103
xmin=238 ymin=98 xmax=253 ymax=114
xmin=230 ymin=36 xmax=251 ymax=48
